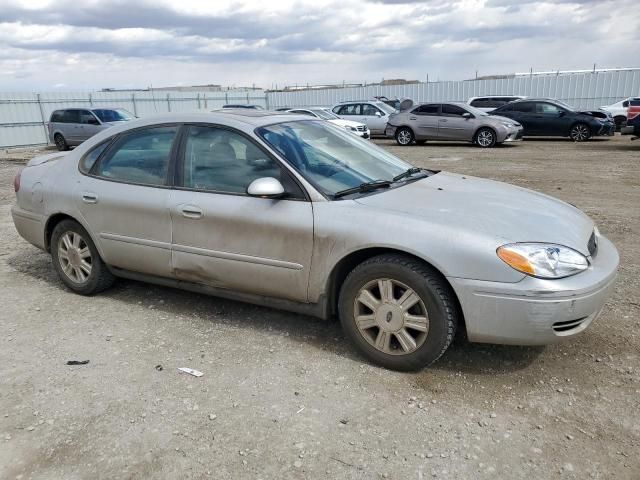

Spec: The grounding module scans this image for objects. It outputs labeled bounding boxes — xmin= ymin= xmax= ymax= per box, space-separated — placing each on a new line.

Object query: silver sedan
xmin=386 ymin=102 xmax=523 ymax=147
xmin=11 ymin=111 xmax=618 ymax=371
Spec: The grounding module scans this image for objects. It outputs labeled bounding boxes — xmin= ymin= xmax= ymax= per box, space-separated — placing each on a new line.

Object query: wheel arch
xmin=324 ymin=246 xmax=466 ymax=335
xmin=44 ymin=212 xmax=103 ymax=259
xmin=473 ymin=125 xmax=497 ymax=143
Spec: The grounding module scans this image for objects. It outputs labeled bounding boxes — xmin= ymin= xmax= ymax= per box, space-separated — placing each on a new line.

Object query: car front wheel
xmin=570 ymin=123 xmax=591 ymax=142
xmin=475 ymin=127 xmax=496 ymax=148
xmin=395 ymin=127 xmax=414 ymax=146
xmin=51 ymin=219 xmax=115 ymax=295
xmin=339 ymin=254 xmax=458 ymax=371
xmin=54 ymin=133 xmax=69 ymax=151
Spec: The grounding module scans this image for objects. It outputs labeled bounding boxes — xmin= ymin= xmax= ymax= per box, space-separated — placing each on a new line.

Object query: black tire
xmin=338 ymin=254 xmax=458 ymax=371
xmin=395 ymin=127 xmax=414 ymax=146
xmin=613 ymin=116 xmax=626 ymax=132
xmin=415 ymin=139 xmax=427 ymax=145
xmin=54 ymin=133 xmax=69 ymax=151
xmin=51 ymin=219 xmax=115 ymax=295
xmin=569 ymin=123 xmax=591 ymax=142
xmin=474 ymin=127 xmax=496 ymax=148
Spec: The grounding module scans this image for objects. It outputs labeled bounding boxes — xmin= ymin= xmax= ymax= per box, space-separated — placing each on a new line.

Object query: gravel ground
xmin=0 ymin=135 xmax=638 ymax=479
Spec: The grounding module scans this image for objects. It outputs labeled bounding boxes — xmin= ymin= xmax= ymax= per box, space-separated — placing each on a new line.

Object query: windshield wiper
xmin=334 ymin=180 xmax=392 ymax=199
xmin=392 ymin=167 xmax=424 ymax=182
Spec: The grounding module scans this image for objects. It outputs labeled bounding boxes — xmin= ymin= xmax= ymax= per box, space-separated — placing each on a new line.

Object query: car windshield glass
xmin=257 ymin=120 xmax=414 ymax=197
xmin=463 ymin=105 xmax=489 ymax=116
xmin=92 ymin=109 xmax=134 ymax=122
xmin=376 ymin=102 xmax=396 ymax=114
xmin=310 ymin=109 xmax=338 ymax=120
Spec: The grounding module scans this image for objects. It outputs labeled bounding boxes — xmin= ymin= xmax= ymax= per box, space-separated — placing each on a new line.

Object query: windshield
xmin=310 ymin=109 xmax=339 ymax=120
xmin=92 ymin=108 xmax=134 ymax=122
xmin=464 ymin=104 xmax=489 ymax=116
xmin=376 ymin=102 xmax=397 ymax=114
xmin=257 ymin=120 xmax=413 ymax=197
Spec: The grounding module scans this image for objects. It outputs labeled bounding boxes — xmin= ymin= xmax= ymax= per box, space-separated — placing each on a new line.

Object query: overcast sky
xmin=0 ymin=0 xmax=637 ymax=90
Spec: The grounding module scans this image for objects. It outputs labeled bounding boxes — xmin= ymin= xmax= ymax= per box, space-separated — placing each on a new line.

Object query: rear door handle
xmin=81 ymin=192 xmax=98 ymax=204
xmin=181 ymin=205 xmax=203 ymax=219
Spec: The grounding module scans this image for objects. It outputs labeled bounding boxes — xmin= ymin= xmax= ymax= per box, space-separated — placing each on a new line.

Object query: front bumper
xmin=448 ymin=235 xmax=619 ymax=345
xmin=502 ymin=127 xmax=524 ymax=142
xmin=596 ymin=122 xmax=616 ymax=136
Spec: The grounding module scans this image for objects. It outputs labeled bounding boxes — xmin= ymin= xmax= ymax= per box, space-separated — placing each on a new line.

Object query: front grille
xmin=357 ymin=125 xmax=367 ymax=132
xmin=552 ymin=317 xmax=588 ymax=333
xmin=587 ymin=231 xmax=598 ymax=257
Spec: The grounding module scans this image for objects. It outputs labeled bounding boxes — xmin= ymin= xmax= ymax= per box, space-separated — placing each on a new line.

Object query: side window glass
xmin=469 ymin=99 xmax=486 ymax=108
xmin=79 ymin=110 xmax=97 ymax=124
xmin=442 ymin=104 xmax=467 ymax=116
xmin=96 ymin=126 xmax=178 ymax=185
xmin=340 ymin=104 xmax=360 ymax=115
xmin=80 ymin=141 xmax=110 ymax=173
xmin=361 ymin=104 xmax=380 ymax=116
xmin=537 ymin=103 xmax=561 ymax=114
xmin=415 ymin=104 xmax=439 ymax=115
xmin=182 ymin=126 xmax=300 ymax=197
xmin=50 ymin=111 xmax=63 ymax=122
xmin=513 ymin=102 xmax=533 ymax=113
xmin=63 ymin=110 xmax=80 ymax=124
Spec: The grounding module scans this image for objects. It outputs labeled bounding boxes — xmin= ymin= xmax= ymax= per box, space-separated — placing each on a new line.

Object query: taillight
xmin=13 ymin=170 xmax=21 ymax=192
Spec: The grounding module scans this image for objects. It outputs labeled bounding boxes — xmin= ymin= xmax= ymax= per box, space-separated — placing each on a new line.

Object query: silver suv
xmin=48 ymin=108 xmax=134 ymax=151
xmin=331 ymin=101 xmax=396 ymax=135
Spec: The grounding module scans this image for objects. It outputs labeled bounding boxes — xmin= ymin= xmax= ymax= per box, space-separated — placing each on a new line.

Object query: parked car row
xmin=48 ymin=95 xmax=636 ymax=151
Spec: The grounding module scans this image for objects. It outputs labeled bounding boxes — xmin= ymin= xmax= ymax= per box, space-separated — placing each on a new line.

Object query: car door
xmin=77 ymin=110 xmax=103 ymax=142
xmin=410 ymin=104 xmax=440 ymax=138
xmin=76 ymin=125 xmax=179 ymax=278
xmin=61 ymin=109 xmax=82 ymax=144
xmin=169 ymin=124 xmax=314 ymax=302
xmin=438 ymin=104 xmax=475 ymax=141
xmin=504 ymin=102 xmax=536 ymax=134
xmin=531 ymin=102 xmax=571 ymax=136
xmin=361 ymin=103 xmax=386 ymax=134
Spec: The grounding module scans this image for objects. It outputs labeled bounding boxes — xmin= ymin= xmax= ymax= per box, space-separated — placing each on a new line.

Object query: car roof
xmin=336 ymin=100 xmax=386 ymax=105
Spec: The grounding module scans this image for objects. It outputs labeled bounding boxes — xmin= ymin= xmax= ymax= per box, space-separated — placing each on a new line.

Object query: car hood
xmin=101 ymin=120 xmax=129 ymax=127
xmin=487 ymin=114 xmax=521 ymax=125
xmin=329 ymin=119 xmax=366 ymax=129
xmin=355 ymin=172 xmax=594 ymax=255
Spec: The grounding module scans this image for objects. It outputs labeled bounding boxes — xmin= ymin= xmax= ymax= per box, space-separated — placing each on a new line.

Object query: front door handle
xmin=81 ymin=192 xmax=98 ymax=204
xmin=409 ymin=117 xmax=417 ymax=120
xmin=181 ymin=205 xmax=203 ymax=219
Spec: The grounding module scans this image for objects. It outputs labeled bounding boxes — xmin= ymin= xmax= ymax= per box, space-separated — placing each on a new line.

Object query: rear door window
xmin=94 ymin=126 xmax=178 ymax=186
xmin=413 ymin=104 xmax=439 ymax=115
xmin=511 ymin=102 xmax=534 ymax=113
xmin=469 ymin=98 xmax=488 ymax=108
xmin=50 ymin=110 xmax=64 ymax=122
xmin=62 ymin=110 xmax=80 ymax=124
xmin=338 ymin=104 xmax=361 ymax=116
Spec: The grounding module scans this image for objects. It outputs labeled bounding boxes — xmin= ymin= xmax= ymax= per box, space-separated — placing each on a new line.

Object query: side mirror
xmin=87 ymin=117 xmax=99 ymax=125
xmin=462 ymin=112 xmax=472 ymax=119
xmin=247 ymin=177 xmax=285 ymax=198
xmin=558 ymin=111 xmax=565 ymax=117
xmin=375 ymin=111 xmax=382 ymax=117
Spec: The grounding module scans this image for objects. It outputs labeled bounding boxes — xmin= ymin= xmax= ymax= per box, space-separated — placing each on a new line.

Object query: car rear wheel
xmin=474 ymin=127 xmax=496 ymax=148
xmin=54 ymin=133 xmax=69 ymax=151
xmin=570 ymin=123 xmax=591 ymax=142
xmin=51 ymin=219 xmax=115 ymax=295
xmin=395 ymin=127 xmax=414 ymax=146
xmin=339 ymin=254 xmax=458 ymax=371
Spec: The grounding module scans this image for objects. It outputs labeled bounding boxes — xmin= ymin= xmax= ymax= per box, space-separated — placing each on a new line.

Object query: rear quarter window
xmin=50 ymin=110 xmax=64 ymax=122
xmin=79 ymin=141 xmax=111 ymax=174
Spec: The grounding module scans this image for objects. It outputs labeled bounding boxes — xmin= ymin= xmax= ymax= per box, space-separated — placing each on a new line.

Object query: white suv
xmin=600 ymin=97 xmax=640 ymax=130
xmin=331 ymin=101 xmax=397 ymax=135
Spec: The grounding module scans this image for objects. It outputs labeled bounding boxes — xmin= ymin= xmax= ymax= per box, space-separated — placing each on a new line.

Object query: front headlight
xmin=345 ymin=126 xmax=357 ymax=131
xmin=497 ymin=243 xmax=588 ymax=279
xmin=500 ymin=121 xmax=514 ymax=128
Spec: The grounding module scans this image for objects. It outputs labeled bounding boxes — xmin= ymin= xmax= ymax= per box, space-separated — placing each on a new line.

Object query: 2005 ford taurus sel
xmin=11 ymin=111 xmax=618 ymax=371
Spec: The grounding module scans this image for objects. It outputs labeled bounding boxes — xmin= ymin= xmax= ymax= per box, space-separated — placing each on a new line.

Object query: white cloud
xmin=0 ymin=0 xmax=636 ymax=90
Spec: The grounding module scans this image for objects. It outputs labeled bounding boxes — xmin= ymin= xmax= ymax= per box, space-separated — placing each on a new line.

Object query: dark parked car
xmin=492 ymin=99 xmax=615 ymax=141
xmin=621 ymin=100 xmax=640 ymax=139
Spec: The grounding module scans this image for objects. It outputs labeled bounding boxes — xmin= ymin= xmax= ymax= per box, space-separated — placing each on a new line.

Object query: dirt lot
xmin=1 ymin=135 xmax=639 ymax=479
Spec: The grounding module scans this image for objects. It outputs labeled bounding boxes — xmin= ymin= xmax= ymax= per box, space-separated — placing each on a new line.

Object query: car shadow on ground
xmin=7 ymin=249 xmax=544 ymax=376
